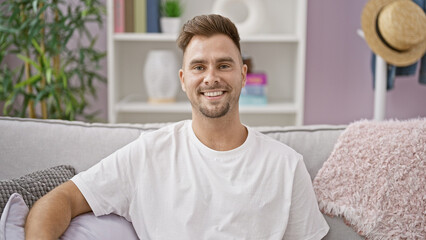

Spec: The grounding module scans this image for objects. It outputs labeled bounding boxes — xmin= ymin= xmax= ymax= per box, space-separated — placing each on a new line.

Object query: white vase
xmin=212 ymin=0 xmax=266 ymax=35
xmin=160 ymin=17 xmax=181 ymax=34
xmin=143 ymin=50 xmax=179 ymax=103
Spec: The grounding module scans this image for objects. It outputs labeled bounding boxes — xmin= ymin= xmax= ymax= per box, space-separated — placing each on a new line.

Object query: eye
xmin=219 ymin=64 xmax=230 ymax=70
xmin=193 ymin=65 xmax=205 ymax=71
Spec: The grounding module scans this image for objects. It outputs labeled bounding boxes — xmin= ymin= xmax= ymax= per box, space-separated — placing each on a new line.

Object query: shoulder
xmin=138 ymin=120 xmax=189 ymax=144
xmin=247 ymin=127 xmax=303 ymax=173
xmin=250 ymin=127 xmax=301 ymax=158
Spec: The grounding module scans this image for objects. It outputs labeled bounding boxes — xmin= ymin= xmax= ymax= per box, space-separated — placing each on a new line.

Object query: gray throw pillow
xmin=0 ymin=165 xmax=76 ymax=216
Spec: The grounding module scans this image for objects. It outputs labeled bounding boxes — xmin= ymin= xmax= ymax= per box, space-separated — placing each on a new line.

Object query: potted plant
xmin=160 ymin=0 xmax=183 ymax=33
xmin=0 ymin=0 xmax=106 ymax=121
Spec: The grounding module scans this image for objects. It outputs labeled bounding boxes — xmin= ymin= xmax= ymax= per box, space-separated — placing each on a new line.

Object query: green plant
xmin=161 ymin=0 xmax=183 ymax=18
xmin=0 ymin=0 xmax=106 ymax=121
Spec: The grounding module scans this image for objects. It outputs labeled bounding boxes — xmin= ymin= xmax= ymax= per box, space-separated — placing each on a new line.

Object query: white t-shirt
xmin=72 ymin=120 xmax=329 ymax=239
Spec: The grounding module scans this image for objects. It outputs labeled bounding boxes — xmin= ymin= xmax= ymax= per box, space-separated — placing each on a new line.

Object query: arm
xmin=25 ymin=180 xmax=92 ymax=240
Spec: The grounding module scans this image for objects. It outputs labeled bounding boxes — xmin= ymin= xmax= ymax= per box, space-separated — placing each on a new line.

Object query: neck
xmin=191 ymin=112 xmax=248 ymax=151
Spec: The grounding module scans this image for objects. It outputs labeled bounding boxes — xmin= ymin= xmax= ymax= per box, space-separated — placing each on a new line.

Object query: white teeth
xmin=204 ymin=91 xmax=223 ymax=97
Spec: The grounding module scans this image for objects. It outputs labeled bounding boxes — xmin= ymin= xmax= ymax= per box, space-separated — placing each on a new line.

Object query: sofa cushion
xmin=0 ymin=117 xmax=165 ymax=179
xmin=0 ymin=193 xmax=139 ymax=240
xmin=0 ymin=165 xmax=75 ymax=215
xmin=256 ymin=125 xmax=346 ymax=179
xmin=0 ymin=193 xmax=27 ymax=239
xmin=61 ymin=212 xmax=139 ymax=240
xmin=314 ymin=119 xmax=425 ymax=239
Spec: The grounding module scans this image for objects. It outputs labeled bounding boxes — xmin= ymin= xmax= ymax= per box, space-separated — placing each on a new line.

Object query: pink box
xmin=246 ymin=73 xmax=267 ymax=85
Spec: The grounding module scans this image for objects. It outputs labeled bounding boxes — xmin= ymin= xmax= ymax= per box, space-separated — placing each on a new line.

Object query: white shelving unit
xmin=107 ymin=0 xmax=307 ymax=126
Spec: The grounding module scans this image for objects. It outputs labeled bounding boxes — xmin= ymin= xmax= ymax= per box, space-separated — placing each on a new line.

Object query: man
xmin=25 ymin=14 xmax=329 ymax=239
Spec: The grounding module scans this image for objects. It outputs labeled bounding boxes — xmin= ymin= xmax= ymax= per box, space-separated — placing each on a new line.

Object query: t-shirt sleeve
xmin=282 ymin=156 xmax=329 ymax=240
xmin=71 ymin=135 xmax=144 ymax=221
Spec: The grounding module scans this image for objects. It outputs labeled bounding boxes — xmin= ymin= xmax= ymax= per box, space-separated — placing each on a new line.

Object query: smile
xmin=203 ymin=91 xmax=224 ymax=97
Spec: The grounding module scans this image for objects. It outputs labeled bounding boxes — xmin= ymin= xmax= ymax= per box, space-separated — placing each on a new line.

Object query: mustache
xmin=197 ymin=83 xmax=230 ymax=92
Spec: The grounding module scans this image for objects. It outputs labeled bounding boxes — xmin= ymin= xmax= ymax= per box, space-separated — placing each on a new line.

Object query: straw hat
xmin=361 ymin=0 xmax=426 ymax=66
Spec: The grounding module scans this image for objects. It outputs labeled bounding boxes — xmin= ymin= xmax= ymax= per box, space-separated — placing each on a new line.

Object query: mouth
xmin=203 ymin=91 xmax=224 ymax=97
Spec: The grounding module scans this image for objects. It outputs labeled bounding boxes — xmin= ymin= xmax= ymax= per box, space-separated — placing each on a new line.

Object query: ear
xmin=179 ymin=69 xmax=186 ymax=92
xmin=241 ymin=64 xmax=248 ymax=88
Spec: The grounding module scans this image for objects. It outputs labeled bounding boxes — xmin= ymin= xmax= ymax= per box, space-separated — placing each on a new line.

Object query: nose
xmin=203 ymin=68 xmax=220 ymax=85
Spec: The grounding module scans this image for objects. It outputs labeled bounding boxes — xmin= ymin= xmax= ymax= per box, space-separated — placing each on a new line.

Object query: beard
xmin=193 ymin=82 xmax=235 ymax=119
xmin=198 ymin=101 xmax=230 ymax=118
xmin=188 ymin=81 xmax=242 ymax=119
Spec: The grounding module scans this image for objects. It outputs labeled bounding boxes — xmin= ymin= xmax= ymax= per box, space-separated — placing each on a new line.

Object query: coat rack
xmin=358 ymin=29 xmax=387 ymax=121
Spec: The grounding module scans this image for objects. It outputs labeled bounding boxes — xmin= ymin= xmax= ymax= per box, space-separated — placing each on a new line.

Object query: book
xmin=147 ymin=0 xmax=160 ymax=33
xmin=124 ymin=0 xmax=134 ymax=32
xmin=114 ymin=0 xmax=125 ymax=32
xmin=114 ymin=0 xmax=134 ymax=32
xmin=134 ymin=0 xmax=147 ymax=33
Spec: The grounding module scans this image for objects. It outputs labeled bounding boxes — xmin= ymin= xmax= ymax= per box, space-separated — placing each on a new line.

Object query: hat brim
xmin=361 ymin=0 xmax=426 ymax=66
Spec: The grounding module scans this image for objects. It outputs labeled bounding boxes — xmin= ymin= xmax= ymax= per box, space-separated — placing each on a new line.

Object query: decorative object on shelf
xmin=240 ymin=73 xmax=267 ymax=105
xmin=212 ymin=0 xmax=266 ymax=35
xmin=0 ymin=0 xmax=106 ymax=121
xmin=160 ymin=0 xmax=183 ymax=33
xmin=143 ymin=50 xmax=179 ymax=103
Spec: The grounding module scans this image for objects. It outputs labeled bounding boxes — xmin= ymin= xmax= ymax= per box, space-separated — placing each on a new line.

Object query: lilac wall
xmin=304 ymin=0 xmax=426 ymax=125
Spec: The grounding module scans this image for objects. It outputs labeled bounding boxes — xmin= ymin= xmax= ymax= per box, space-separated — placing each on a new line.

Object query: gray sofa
xmin=0 ymin=116 xmax=363 ymax=240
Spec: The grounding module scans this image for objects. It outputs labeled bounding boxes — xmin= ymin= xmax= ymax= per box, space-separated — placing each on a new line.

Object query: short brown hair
xmin=177 ymin=14 xmax=241 ymax=54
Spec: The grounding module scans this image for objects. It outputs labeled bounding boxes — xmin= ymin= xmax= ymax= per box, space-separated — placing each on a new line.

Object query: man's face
xmin=179 ymin=34 xmax=247 ymax=119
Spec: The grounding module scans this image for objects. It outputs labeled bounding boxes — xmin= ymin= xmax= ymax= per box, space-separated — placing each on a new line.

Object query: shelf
xmin=114 ymin=33 xmax=177 ymax=41
xmin=115 ymin=97 xmax=298 ymax=114
xmin=114 ymin=33 xmax=300 ymax=43
xmin=107 ymin=0 xmax=307 ymax=125
xmin=240 ymin=103 xmax=298 ymax=114
xmin=116 ymin=101 xmax=191 ymax=113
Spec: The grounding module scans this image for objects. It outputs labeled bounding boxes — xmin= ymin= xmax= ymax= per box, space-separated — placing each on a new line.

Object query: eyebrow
xmin=189 ymin=57 xmax=236 ymax=66
xmin=189 ymin=59 xmax=207 ymax=65
xmin=217 ymin=57 xmax=235 ymax=64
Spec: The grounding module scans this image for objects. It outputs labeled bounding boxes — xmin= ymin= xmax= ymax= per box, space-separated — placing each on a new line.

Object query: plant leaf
xmin=31 ymin=39 xmax=42 ymax=55
xmin=17 ymin=54 xmax=41 ymax=72
xmin=14 ymin=74 xmax=41 ymax=89
xmin=0 ymin=25 xmax=18 ymax=34
xmin=46 ymin=67 xmax=52 ymax=84
xmin=32 ymin=0 xmax=38 ymax=13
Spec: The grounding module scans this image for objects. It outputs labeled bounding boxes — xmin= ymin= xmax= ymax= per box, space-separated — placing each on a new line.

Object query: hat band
xmin=375 ymin=10 xmax=403 ymax=53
